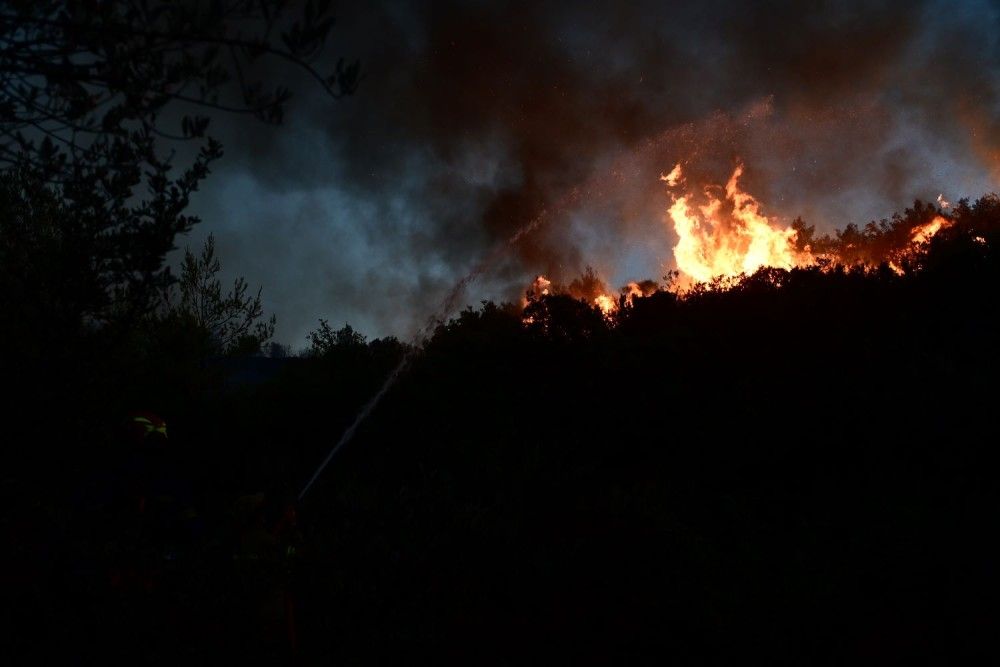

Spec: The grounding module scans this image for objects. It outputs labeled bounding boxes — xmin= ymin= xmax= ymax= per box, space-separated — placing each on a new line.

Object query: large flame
xmin=594 ymin=294 xmax=617 ymax=316
xmin=666 ymin=164 xmax=810 ymax=283
xmin=910 ymin=215 xmax=952 ymax=245
xmin=519 ymin=162 xmax=957 ymax=318
xmin=887 ymin=214 xmax=953 ymax=274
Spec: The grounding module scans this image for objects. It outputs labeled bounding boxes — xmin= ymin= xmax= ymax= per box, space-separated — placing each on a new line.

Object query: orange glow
xmin=624 ymin=281 xmax=644 ymax=305
xmin=522 ymin=274 xmax=551 ymax=306
xmin=531 ymin=275 xmax=551 ymax=296
xmin=666 ymin=164 xmax=811 ymax=283
xmin=909 ymin=215 xmax=952 ymax=245
xmin=660 ymin=163 xmax=683 ymax=187
xmin=519 ymin=162 xmax=960 ymax=322
xmin=622 ymin=280 xmax=659 ymax=306
xmin=594 ymin=293 xmax=617 ymax=316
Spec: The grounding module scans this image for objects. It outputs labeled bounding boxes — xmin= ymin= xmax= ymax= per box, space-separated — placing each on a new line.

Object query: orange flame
xmin=885 ymin=215 xmax=953 ymax=274
xmin=624 ymin=281 xmax=644 ymax=305
xmin=623 ymin=280 xmax=659 ymax=306
xmin=520 ymin=162 xmax=958 ymax=320
xmin=531 ymin=275 xmax=552 ymax=296
xmin=522 ymin=275 xmax=551 ymax=306
xmin=594 ymin=293 xmax=617 ymax=316
xmin=909 ymin=215 xmax=952 ymax=245
xmin=666 ymin=164 xmax=811 ymax=283
xmin=522 ymin=272 xmax=620 ymax=317
xmin=660 ymin=164 xmax=683 ymax=187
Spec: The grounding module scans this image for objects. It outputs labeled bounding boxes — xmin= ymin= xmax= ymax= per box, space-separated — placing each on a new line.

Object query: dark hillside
xmin=10 ymin=196 xmax=997 ymax=662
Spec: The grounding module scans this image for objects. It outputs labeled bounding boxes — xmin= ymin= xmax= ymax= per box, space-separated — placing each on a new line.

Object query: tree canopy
xmin=1 ymin=0 xmax=359 ymax=176
xmin=164 ymin=233 xmax=276 ymax=355
xmin=0 ymin=0 xmax=358 ymax=332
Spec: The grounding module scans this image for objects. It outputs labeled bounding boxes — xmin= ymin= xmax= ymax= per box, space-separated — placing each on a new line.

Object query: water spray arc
xmin=295 ymin=104 xmax=784 ymax=502
xmin=296 ymin=207 xmax=555 ymax=501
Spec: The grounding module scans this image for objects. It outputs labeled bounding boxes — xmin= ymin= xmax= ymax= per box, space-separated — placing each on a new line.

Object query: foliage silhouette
xmin=0 ymin=0 xmax=358 ymax=343
xmin=0 ymin=0 xmax=357 ymax=480
xmin=164 ymin=233 xmax=276 ymax=356
xmin=1 ymin=1 xmax=359 ymax=177
xmin=6 ymin=192 xmax=1000 ymax=663
xmin=307 ymin=319 xmax=367 ymax=357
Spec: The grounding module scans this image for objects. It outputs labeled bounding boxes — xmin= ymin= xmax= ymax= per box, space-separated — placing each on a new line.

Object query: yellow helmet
xmin=129 ymin=411 xmax=168 ymax=443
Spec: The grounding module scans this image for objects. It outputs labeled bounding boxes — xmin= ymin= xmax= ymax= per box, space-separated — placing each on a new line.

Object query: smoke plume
xmin=186 ymin=0 xmax=1000 ymax=343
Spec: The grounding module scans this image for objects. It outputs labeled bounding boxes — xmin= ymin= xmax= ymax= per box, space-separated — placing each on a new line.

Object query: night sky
xmin=183 ymin=0 xmax=1000 ymax=346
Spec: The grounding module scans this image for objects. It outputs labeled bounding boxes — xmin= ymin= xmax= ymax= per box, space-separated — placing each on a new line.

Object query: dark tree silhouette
xmin=6 ymin=191 xmax=1000 ymax=663
xmin=0 ymin=0 xmax=359 ymax=175
xmin=0 ymin=147 xmax=219 ymax=332
xmin=164 ymin=233 xmax=276 ymax=356
xmin=307 ymin=319 xmax=367 ymax=356
xmin=0 ymin=0 xmax=358 ymax=330
xmin=523 ymin=292 xmax=609 ymax=340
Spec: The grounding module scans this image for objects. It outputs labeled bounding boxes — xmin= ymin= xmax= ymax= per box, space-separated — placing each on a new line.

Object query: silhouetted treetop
xmin=307 ymin=320 xmax=366 ymax=356
xmin=0 ymin=0 xmax=359 ymax=177
xmin=0 ymin=1 xmax=360 ymax=339
xmin=163 ymin=233 xmax=276 ymax=356
xmin=805 ymin=198 xmax=953 ymax=268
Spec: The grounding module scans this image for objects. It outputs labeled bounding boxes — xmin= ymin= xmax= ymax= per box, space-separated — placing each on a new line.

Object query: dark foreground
xmin=5 ymin=197 xmax=1000 ymax=663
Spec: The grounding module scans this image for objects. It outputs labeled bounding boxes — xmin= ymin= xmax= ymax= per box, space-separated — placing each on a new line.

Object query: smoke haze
xmin=184 ymin=0 xmax=1000 ymax=344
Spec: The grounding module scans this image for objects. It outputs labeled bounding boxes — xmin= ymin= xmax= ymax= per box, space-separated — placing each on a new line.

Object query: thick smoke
xmin=185 ymin=0 xmax=1000 ymax=344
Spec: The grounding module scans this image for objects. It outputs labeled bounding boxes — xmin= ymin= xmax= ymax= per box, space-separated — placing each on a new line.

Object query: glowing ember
xmin=665 ymin=164 xmax=810 ymax=283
